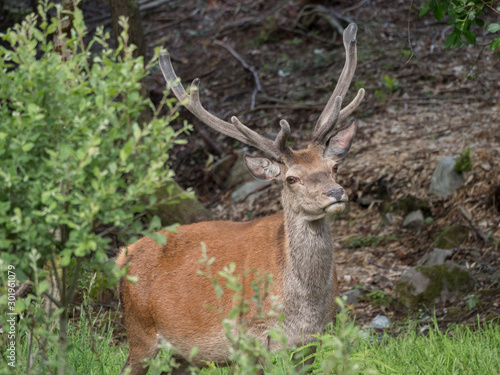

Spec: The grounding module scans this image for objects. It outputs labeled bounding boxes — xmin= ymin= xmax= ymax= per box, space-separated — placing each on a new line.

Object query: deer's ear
xmin=324 ymin=120 xmax=357 ymax=160
xmin=244 ymin=155 xmax=281 ymax=181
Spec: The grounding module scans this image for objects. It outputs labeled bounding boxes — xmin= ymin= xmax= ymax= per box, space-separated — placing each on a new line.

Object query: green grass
xmin=361 ymin=322 xmax=500 ymax=375
xmin=12 ymin=307 xmax=500 ymax=375
xmin=14 ymin=307 xmax=127 ymax=375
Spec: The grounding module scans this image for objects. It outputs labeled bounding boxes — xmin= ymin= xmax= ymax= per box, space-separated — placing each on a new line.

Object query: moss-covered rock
xmin=434 ymin=225 xmax=470 ymax=249
xmin=394 ymin=263 xmax=475 ymax=311
xmin=148 ymin=181 xmax=212 ymax=226
xmin=383 ymin=195 xmax=431 ymax=217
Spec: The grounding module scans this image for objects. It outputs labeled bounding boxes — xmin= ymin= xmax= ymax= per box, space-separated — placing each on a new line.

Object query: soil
xmin=133 ymin=0 xmax=500 ymax=328
xmin=5 ymin=0 xmax=499 ymax=330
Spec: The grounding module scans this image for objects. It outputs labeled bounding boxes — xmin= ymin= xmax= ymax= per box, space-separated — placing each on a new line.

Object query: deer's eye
xmin=286 ymin=176 xmax=299 ymax=184
xmin=332 ymin=165 xmax=339 ymax=174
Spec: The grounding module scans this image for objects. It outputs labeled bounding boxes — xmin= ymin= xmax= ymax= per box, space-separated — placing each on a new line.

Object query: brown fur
xmin=118 ymin=147 xmax=346 ymax=375
xmin=120 ymin=22 xmax=363 ymax=373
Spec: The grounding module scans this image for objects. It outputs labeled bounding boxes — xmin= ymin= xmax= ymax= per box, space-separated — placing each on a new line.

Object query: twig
xmin=144 ymin=14 xmax=193 ymax=35
xmin=342 ymin=0 xmax=369 ymax=14
xmin=406 ymin=0 xmax=415 ymax=64
xmin=459 ymin=206 xmax=490 ymax=244
xmin=242 ymin=103 xmax=321 ymax=116
xmin=466 ymin=45 xmax=486 ymax=78
xmin=368 ymin=259 xmax=400 ymax=271
xmin=214 ymin=1 xmax=288 ymax=38
xmin=214 ymin=40 xmax=262 ymax=110
xmin=481 ymin=0 xmax=500 ymax=15
xmin=277 ymin=25 xmax=337 ymax=46
xmin=294 ymin=4 xmax=353 ymax=36
xmin=14 ymin=282 xmax=32 ymax=298
xmin=192 ymin=122 xmax=225 ymax=156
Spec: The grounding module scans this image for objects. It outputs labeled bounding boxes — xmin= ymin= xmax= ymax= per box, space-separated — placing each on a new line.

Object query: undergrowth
xmin=10 ymin=292 xmax=500 ymax=374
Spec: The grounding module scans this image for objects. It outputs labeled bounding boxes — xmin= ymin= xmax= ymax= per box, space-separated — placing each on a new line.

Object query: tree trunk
xmin=110 ymin=0 xmax=146 ymax=58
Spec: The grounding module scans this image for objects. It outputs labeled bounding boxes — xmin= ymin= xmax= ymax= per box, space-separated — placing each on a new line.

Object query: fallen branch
xmin=214 ymin=1 xmax=288 ymax=38
xmin=368 ymin=259 xmax=400 ymax=271
xmin=214 ymin=40 xmax=262 ymax=110
xmin=277 ymin=25 xmax=337 ymax=46
xmin=459 ymin=206 xmax=490 ymax=244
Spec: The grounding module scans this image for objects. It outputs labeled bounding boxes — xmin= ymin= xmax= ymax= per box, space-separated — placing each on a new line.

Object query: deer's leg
xmin=121 ymin=321 xmax=159 ymax=375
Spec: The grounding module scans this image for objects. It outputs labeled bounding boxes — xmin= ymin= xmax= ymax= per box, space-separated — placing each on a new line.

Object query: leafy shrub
xmin=0 ymin=1 xmax=187 ymax=373
xmin=419 ymin=0 xmax=500 ymax=56
xmin=362 ymin=289 xmax=393 ymax=308
xmin=454 ymin=147 xmax=473 ymax=173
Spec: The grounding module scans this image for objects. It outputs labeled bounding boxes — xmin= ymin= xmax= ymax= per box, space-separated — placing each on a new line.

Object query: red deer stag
xmin=117 ymin=23 xmax=365 ymax=375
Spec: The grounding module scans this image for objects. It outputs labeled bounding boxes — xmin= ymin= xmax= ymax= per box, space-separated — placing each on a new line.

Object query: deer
xmin=116 ymin=23 xmax=365 ymax=375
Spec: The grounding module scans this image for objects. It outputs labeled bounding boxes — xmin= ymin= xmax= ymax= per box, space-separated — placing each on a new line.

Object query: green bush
xmin=454 ymin=147 xmax=473 ymax=173
xmin=419 ymin=0 xmax=500 ymax=56
xmin=0 ymin=1 xmax=187 ymax=373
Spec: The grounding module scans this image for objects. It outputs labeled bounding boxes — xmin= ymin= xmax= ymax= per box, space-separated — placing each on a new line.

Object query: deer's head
xmin=160 ymin=23 xmax=365 ymax=221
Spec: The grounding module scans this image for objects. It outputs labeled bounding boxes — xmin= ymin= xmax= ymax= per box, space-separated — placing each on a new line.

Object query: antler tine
xmin=313 ymin=23 xmax=364 ymax=144
xmin=274 ymin=120 xmax=291 ymax=154
xmin=338 ymin=87 xmax=365 ymax=124
xmin=159 ymin=52 xmax=289 ymax=161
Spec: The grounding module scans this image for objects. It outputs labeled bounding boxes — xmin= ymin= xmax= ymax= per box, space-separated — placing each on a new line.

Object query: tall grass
xmin=13 ymin=303 xmax=499 ymax=375
xmin=362 ymin=320 xmax=500 ymax=375
xmin=14 ymin=305 xmax=127 ymax=375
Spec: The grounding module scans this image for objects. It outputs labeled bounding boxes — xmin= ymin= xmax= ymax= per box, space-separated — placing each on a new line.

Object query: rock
xmin=226 ymin=150 xmax=253 ymax=188
xmin=389 ymin=195 xmax=431 ymax=216
xmin=385 ymin=212 xmax=394 ymax=225
xmin=358 ymin=195 xmax=376 ymax=207
xmin=341 ymin=289 xmax=361 ymax=304
xmin=491 ymin=269 xmax=500 ymax=284
xmin=422 ymin=248 xmax=454 ymax=266
xmin=231 ymin=180 xmax=271 ymax=203
xmin=148 ymin=181 xmax=212 ymax=225
xmin=394 ymin=262 xmax=475 ymax=311
xmin=211 ymin=153 xmax=238 ymax=186
xmin=403 ymin=210 xmax=425 ymax=230
xmin=434 ymin=225 xmax=470 ymax=249
xmin=429 ymin=157 xmax=464 ymax=198
xmin=371 ymin=315 xmax=390 ymax=330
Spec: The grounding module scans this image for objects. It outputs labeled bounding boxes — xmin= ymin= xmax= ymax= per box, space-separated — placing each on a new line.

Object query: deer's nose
xmin=325 ymin=188 xmax=345 ymax=201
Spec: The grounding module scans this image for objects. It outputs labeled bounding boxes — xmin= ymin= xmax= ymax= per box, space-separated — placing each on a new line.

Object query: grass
xmin=12 ymin=305 xmax=500 ymax=375
xmin=363 ymin=322 xmax=500 ymax=374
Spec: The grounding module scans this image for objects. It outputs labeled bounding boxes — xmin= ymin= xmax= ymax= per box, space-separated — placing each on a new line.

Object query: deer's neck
xmin=281 ymin=191 xmax=335 ymax=307
xmin=278 ymin=199 xmax=336 ymax=342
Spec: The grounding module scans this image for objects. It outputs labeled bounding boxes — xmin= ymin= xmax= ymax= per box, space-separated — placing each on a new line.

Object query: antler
xmin=312 ymin=23 xmax=365 ymax=144
xmin=159 ymin=53 xmax=290 ymax=161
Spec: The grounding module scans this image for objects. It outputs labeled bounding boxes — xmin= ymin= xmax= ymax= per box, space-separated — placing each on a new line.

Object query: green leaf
xmin=433 ymin=2 xmax=444 ymax=21
xmin=14 ymin=299 xmax=26 ymax=313
xmin=487 ymin=23 xmax=500 ymax=33
xmin=445 ymin=29 xmax=462 ymax=49
xmin=149 ymin=215 xmax=162 ymax=231
xmin=47 ymin=23 xmax=57 ymax=34
xmin=419 ymin=3 xmax=430 ymax=18
xmin=464 ymin=30 xmax=476 ymax=45
xmin=475 ymin=18 xmax=484 ymax=27
xmin=22 ymin=143 xmax=35 ymax=152
xmin=490 ymin=36 xmax=500 ymax=51
xmin=132 ymin=122 xmax=141 ymax=141
xmin=38 ymin=280 xmax=51 ymax=295
xmin=147 ymin=232 xmax=167 ymax=245
xmin=119 ymin=138 xmax=134 ymax=162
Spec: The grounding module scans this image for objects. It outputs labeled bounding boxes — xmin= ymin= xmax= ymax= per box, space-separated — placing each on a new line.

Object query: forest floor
xmin=86 ymin=0 xmax=498 ymax=329
xmin=124 ymin=0 xmax=500 ymax=328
